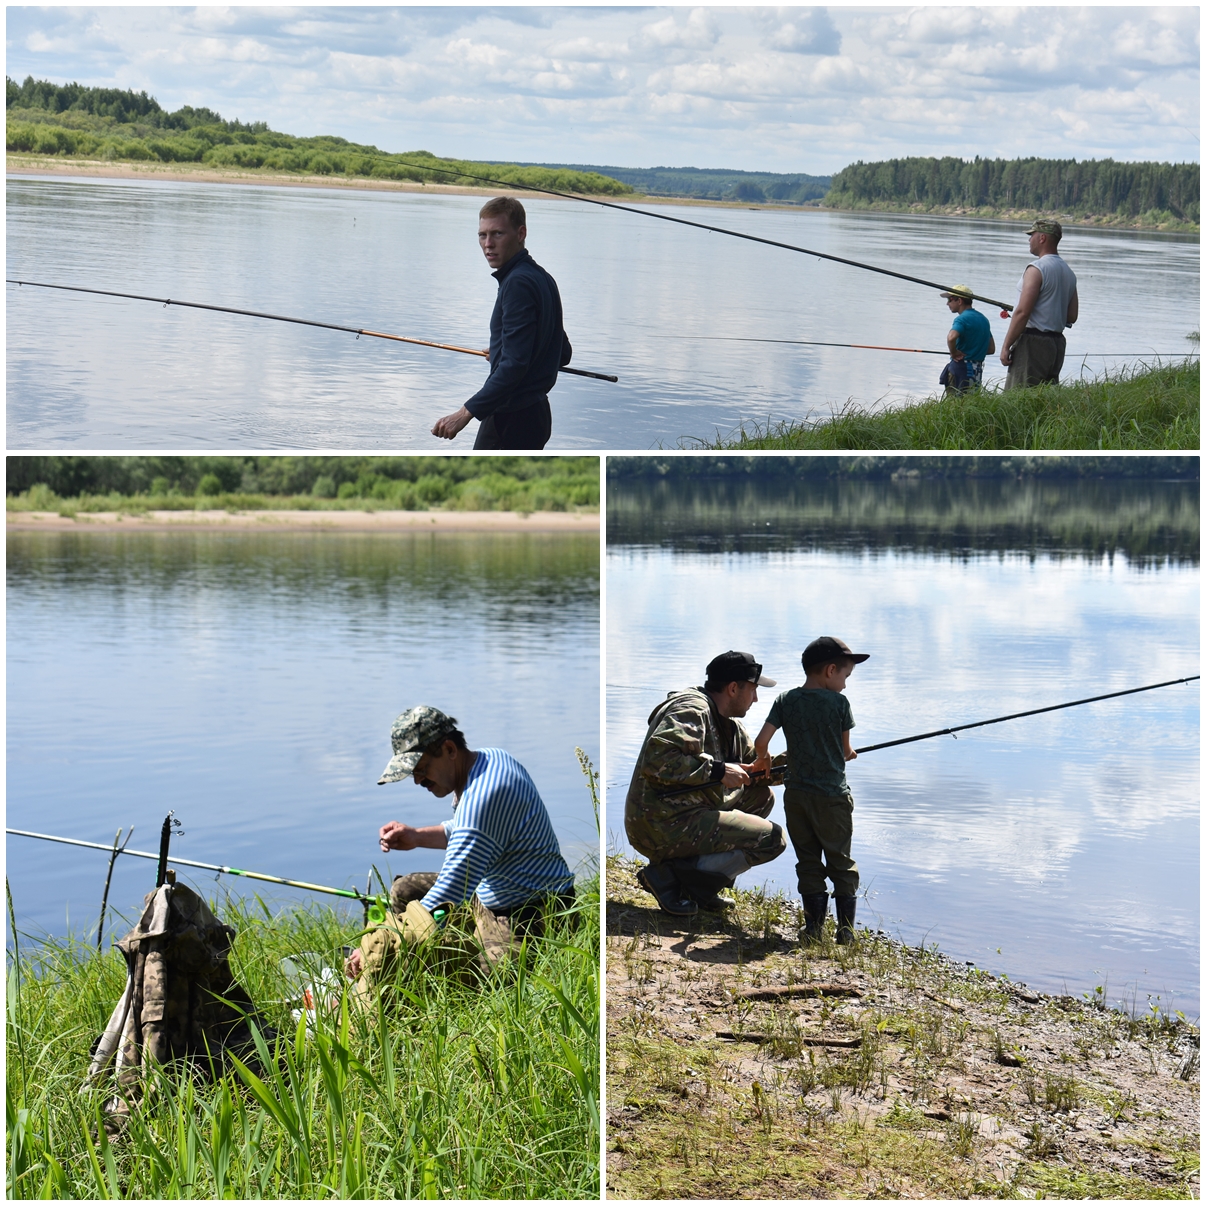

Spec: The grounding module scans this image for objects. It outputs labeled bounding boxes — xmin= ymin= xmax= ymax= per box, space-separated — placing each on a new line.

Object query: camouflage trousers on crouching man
xmin=351 ymin=871 xmax=571 ymax=1011
xmin=629 ymin=784 xmax=787 ymax=882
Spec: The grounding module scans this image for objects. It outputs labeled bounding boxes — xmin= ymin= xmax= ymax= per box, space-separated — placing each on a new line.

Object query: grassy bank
xmin=695 ymin=360 xmax=1200 ymax=450
xmin=8 ymin=879 xmax=600 ymax=1198
xmin=606 ymin=857 xmax=1199 ymax=1200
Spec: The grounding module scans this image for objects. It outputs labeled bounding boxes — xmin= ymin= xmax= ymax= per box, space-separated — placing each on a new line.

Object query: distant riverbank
xmin=6 ymin=508 xmax=598 ymax=532
xmin=9 ymin=156 xmax=1196 ymax=232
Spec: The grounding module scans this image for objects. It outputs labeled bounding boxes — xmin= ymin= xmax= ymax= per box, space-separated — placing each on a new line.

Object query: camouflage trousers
xmin=630 ymin=785 xmax=786 ymax=867
xmin=782 ymin=786 xmax=859 ymax=897
xmin=352 ymin=872 xmax=570 ymax=1011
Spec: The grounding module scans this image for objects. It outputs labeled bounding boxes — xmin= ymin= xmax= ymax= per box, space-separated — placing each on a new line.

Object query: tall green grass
xmin=7 ymin=883 xmax=599 ymax=1198
xmin=699 ymin=359 xmax=1199 ymax=450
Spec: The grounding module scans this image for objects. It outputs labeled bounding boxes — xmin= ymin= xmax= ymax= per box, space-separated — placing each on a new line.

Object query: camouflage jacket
xmin=625 ymin=688 xmax=765 ymax=846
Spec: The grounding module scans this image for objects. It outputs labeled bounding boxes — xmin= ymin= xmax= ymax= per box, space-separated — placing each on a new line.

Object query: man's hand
xmin=722 ymin=762 xmax=750 ymax=788
xmin=431 ymin=406 xmax=473 ymax=440
xmin=345 ymin=948 xmax=363 ymax=980
xmin=379 ymin=820 xmax=419 ymax=852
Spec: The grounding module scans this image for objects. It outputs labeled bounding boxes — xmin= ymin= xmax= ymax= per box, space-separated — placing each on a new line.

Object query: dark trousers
xmin=782 ymin=786 xmax=859 ymax=898
xmin=473 ymin=397 xmax=552 ymax=450
xmin=1005 ymin=330 xmax=1066 ymax=390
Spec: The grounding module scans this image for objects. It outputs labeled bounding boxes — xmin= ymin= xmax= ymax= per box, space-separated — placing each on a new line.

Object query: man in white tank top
xmin=1000 ymin=219 xmax=1079 ymax=389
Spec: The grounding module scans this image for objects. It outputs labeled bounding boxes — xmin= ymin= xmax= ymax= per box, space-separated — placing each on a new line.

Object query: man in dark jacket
xmin=432 ymin=197 xmax=572 ymax=449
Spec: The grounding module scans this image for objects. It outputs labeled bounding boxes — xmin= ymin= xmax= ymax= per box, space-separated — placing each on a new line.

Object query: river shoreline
xmin=6 ymin=508 xmax=599 ymax=533
xmin=605 ymin=856 xmax=1200 ymax=1199
xmin=8 ymin=155 xmax=1193 ymax=234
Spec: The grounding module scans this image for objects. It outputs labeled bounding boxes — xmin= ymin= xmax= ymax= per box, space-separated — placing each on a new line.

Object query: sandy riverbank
xmin=606 ymin=856 xmax=1199 ymax=1200
xmin=6 ymin=508 xmax=598 ymax=533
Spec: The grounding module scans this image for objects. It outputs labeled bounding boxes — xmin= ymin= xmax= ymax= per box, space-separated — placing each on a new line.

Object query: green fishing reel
xmin=365 ymin=894 xmax=390 ymax=926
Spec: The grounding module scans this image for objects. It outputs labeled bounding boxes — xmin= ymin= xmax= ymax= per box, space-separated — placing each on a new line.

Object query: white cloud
xmin=4 ymin=6 xmax=1199 ymax=171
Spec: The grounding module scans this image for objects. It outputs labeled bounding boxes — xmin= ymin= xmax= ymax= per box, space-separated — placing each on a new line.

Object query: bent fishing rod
xmin=854 ymin=675 xmax=1199 ymax=754
xmin=388 ymin=159 xmax=1017 ymax=314
xmin=6 ymin=827 xmax=378 ymax=906
xmin=4 ymin=279 xmax=620 ymax=384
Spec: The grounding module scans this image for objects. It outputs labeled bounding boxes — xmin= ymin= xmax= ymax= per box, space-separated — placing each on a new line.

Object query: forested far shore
xmin=607 ymin=455 xmax=1200 ymax=481
xmin=826 ymin=156 xmax=1199 ymax=232
xmin=9 ymin=78 xmax=1198 ymax=230
xmin=6 ymin=455 xmax=599 ymax=512
xmin=5 ymin=76 xmax=632 ymax=195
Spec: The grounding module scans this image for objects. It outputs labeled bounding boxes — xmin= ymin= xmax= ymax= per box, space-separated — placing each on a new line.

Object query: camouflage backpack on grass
xmin=87 ymin=880 xmax=268 ymax=1114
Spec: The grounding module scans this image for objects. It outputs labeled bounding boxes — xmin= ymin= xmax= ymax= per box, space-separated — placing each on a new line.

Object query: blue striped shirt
xmin=420 ymin=748 xmax=574 ymax=912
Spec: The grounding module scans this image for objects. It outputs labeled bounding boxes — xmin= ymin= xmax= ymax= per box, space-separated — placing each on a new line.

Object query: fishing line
xmin=387 ymin=158 xmax=1018 ymax=313
xmin=4 ymin=278 xmax=620 ymax=383
xmin=653 ymin=336 xmax=1201 ymax=357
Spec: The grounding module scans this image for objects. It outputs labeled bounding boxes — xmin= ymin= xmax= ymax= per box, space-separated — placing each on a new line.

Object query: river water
xmin=6 ymin=173 xmax=1200 ymax=450
xmin=606 ymin=475 xmax=1200 ymax=1017
xmin=7 ymin=528 xmax=599 ymax=943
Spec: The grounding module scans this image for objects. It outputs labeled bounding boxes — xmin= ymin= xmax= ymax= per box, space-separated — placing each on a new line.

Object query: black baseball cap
xmin=802 ymin=636 xmax=870 ymax=671
xmin=705 ymin=650 xmax=776 ymax=688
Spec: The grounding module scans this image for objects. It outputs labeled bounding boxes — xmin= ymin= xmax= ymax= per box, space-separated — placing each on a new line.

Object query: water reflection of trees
xmin=6 ymin=531 xmax=600 ymax=614
xmin=607 ymin=480 xmax=1198 ymax=565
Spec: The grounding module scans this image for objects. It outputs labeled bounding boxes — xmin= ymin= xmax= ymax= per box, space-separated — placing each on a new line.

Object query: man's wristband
xmin=708 ymin=760 xmax=727 ymax=783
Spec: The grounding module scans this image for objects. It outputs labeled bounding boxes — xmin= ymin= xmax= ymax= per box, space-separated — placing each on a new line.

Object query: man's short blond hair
xmin=480 ymin=196 xmax=526 ymax=230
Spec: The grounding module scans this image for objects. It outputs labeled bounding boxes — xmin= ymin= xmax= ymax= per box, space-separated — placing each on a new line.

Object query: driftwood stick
xmin=734 ymin=983 xmax=860 ymax=1001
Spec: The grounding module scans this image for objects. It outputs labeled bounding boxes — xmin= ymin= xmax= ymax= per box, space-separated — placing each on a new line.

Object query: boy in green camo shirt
xmin=752 ymin=636 xmax=869 ymax=944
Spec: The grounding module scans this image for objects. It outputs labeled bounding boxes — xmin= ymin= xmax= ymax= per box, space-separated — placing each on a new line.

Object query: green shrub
xmin=310 ymin=475 xmax=336 ymax=499
xmin=197 ymin=473 xmax=223 ymax=497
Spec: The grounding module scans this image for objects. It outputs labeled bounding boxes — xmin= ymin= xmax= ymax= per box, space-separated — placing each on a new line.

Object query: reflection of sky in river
xmin=606 ymin=547 xmax=1199 ymax=1016
xmin=7 ymin=531 xmax=599 ymax=940
xmin=7 ymin=175 xmax=1200 ymax=449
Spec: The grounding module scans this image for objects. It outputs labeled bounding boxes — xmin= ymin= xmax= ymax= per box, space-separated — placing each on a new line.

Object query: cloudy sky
xmin=6 ymin=6 xmax=1200 ymax=174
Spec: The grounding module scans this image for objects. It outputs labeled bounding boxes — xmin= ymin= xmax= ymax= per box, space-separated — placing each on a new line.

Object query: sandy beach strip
xmin=7 ymin=509 xmax=599 ymax=533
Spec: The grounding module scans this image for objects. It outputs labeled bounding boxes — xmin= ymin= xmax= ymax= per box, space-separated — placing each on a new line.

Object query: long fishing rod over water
xmin=854 ymin=675 xmax=1199 ymax=754
xmin=656 ymin=675 xmax=1198 ymax=799
xmin=387 ymin=159 xmax=1018 ymax=313
xmin=6 ymin=827 xmax=376 ymax=905
xmin=4 ymin=279 xmax=620 ymax=384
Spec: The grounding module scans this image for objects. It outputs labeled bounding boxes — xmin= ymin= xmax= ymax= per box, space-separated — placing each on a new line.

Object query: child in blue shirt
xmin=939 ymin=286 xmax=995 ymax=393
xmin=753 ymin=636 xmax=869 ymax=944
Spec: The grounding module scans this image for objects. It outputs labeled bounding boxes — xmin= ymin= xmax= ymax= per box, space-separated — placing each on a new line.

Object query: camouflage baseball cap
xmin=378 ymin=706 xmax=458 ymax=784
xmin=1025 ymin=218 xmax=1063 ymax=238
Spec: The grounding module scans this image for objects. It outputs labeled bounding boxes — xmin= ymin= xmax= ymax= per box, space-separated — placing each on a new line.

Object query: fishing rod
xmin=855 ymin=675 xmax=1199 ymax=754
xmin=387 ymin=159 xmax=1018 ymax=313
xmin=7 ymin=827 xmax=381 ymax=908
xmin=661 ymin=337 xmax=1203 ymax=358
xmin=4 ymin=279 xmax=620 ymax=384
xmin=659 ymin=335 xmax=948 ymax=355
xmin=654 ymin=676 xmax=1198 ymax=798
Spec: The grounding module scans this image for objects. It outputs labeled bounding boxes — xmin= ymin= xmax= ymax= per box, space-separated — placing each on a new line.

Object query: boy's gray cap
xmin=379 ymin=706 xmax=458 ymax=784
xmin=803 ymin=637 xmax=870 ymax=671
xmin=705 ymin=650 xmax=776 ymax=688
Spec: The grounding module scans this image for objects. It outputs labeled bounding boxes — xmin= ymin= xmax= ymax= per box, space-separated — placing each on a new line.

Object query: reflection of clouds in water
xmin=858 ymin=744 xmax=1197 ymax=884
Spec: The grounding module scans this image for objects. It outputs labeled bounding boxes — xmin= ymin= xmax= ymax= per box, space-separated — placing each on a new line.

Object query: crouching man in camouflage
xmin=625 ymin=651 xmax=788 ymax=917
xmin=345 ymin=706 xmax=575 ymax=1005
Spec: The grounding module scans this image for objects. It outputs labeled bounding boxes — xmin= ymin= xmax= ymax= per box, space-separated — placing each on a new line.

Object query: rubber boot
xmin=801 ymin=893 xmax=829 ymax=943
xmin=667 ymin=860 xmax=732 ymax=912
xmin=636 ymin=862 xmax=698 ymax=918
xmin=834 ymin=895 xmax=857 ymax=945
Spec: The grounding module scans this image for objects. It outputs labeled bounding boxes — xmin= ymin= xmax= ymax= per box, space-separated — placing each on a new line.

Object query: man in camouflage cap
xmin=1000 ymin=218 xmax=1079 ymax=389
xmin=345 ymin=705 xmax=575 ymax=1001
xmin=625 ymin=651 xmax=788 ymax=917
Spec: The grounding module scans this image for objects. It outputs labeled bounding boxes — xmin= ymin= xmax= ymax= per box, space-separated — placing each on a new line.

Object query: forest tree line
xmin=825 ymin=156 xmax=1199 ymax=225
xmin=5 ymin=76 xmax=632 ymax=195
xmin=6 ymin=455 xmax=599 ymax=510
xmin=607 ymin=456 xmax=1200 ymax=482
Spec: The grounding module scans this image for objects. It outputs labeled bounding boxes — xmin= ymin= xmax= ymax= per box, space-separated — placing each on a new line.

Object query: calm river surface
xmin=7 ymin=529 xmax=599 ymax=942
xmin=7 ymin=173 xmax=1200 ymax=449
xmin=607 ymin=477 xmax=1200 ymax=1017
